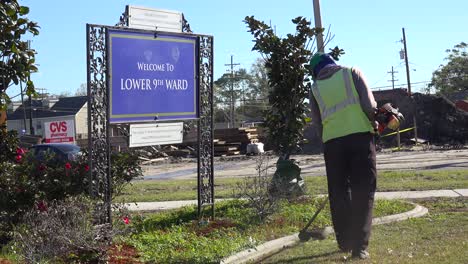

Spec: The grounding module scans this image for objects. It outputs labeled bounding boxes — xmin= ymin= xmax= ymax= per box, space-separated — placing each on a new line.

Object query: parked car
xmin=29 ymin=143 xmax=81 ymax=162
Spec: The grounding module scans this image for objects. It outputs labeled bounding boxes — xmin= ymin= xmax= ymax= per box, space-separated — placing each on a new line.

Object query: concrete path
xmin=125 ymin=189 xmax=468 ymax=211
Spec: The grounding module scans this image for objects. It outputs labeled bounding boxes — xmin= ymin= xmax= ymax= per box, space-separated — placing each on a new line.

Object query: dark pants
xmin=323 ymin=132 xmax=377 ymax=251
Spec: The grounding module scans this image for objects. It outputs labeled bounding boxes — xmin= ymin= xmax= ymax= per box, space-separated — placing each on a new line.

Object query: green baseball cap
xmin=306 ymin=52 xmax=326 ymax=71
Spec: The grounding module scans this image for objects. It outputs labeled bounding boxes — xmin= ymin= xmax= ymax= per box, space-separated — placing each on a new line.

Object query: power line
xmin=387 ymin=66 xmax=399 ymax=90
xmin=369 ymin=72 xmax=390 ymax=87
xmin=371 ymin=81 xmax=430 ymax=90
xmin=224 ymin=55 xmax=240 ymax=128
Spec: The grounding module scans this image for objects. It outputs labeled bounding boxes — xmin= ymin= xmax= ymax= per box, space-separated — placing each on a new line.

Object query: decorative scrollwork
xmin=197 ymin=35 xmax=214 ymax=217
xmin=86 ymin=24 xmax=111 ymax=224
xmin=182 ymin=14 xmax=193 ymax=33
xmin=115 ymin=11 xmax=129 ymax=27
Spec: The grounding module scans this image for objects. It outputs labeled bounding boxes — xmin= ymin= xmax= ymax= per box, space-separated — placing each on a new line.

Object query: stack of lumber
xmin=213 ymin=127 xmax=260 ymax=156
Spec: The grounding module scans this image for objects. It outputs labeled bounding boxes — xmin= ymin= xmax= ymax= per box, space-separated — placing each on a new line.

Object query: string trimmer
xmin=298 ymin=197 xmax=328 ymax=242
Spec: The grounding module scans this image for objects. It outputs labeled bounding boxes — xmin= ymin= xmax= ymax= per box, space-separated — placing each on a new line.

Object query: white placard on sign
xmin=129 ymin=122 xmax=183 ymax=147
xmin=44 ymin=120 xmax=75 ymax=144
xmin=127 ymin=5 xmax=182 ymax=32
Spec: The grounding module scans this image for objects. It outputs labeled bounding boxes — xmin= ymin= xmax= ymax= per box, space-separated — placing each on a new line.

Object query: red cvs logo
xmin=50 ymin=121 xmax=67 ymax=132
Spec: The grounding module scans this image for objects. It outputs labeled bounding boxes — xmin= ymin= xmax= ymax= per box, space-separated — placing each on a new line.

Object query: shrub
xmin=11 ymin=196 xmax=106 ymax=263
xmin=0 ymin=125 xmax=19 ymax=163
xmin=0 ymin=144 xmax=142 ymax=245
xmin=111 ymin=150 xmax=143 ymax=197
xmin=0 ymin=150 xmax=90 ymax=244
xmin=235 ymin=154 xmax=280 ymax=222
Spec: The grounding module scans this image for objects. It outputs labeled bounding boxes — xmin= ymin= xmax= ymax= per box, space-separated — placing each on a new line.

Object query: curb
xmin=220 ymin=202 xmax=428 ymax=264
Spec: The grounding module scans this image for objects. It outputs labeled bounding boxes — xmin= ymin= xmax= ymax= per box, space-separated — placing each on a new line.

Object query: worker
xmin=307 ymin=52 xmax=377 ymax=259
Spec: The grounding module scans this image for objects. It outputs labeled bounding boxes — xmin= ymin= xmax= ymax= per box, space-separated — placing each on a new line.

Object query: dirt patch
xmin=107 ymin=244 xmax=142 ymax=264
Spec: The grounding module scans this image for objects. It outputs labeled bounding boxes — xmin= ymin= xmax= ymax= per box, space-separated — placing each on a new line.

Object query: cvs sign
xmin=44 ymin=120 xmax=75 ymax=143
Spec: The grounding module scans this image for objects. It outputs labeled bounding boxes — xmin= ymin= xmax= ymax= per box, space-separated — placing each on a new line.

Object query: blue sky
xmin=7 ymin=0 xmax=467 ymax=98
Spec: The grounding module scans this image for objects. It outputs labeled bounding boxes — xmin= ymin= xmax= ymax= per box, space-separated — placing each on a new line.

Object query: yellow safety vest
xmin=312 ymin=68 xmax=373 ymax=143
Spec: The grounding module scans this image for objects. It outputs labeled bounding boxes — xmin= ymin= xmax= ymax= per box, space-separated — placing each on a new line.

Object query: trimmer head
xmin=298 ymin=230 xmax=314 ymax=242
xmin=297 ymin=198 xmax=329 ymax=242
xmin=298 ymin=229 xmax=328 ymax=242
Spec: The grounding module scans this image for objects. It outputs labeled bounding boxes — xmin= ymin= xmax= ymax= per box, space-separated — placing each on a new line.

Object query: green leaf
xmin=16 ymin=18 xmax=27 ymax=26
xmin=29 ymin=65 xmax=38 ymax=72
xmin=6 ymin=7 xmax=16 ymax=17
xmin=26 ymin=80 xmax=37 ymax=97
xmin=29 ymin=27 xmax=39 ymax=36
xmin=11 ymin=43 xmax=18 ymax=54
xmin=19 ymin=6 xmax=30 ymax=15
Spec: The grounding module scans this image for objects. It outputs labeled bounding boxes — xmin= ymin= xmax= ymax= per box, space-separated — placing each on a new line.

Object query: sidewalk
xmin=125 ymin=189 xmax=468 ymax=211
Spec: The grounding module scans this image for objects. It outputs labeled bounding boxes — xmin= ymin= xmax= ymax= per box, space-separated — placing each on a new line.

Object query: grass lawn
xmin=0 ymin=198 xmax=412 ymax=263
xmin=123 ymin=198 xmax=412 ymax=263
xmin=263 ymin=197 xmax=468 ymax=264
xmin=115 ymin=170 xmax=468 ymax=202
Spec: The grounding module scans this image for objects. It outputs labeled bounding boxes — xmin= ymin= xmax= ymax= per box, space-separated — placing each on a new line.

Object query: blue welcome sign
xmin=107 ymin=28 xmax=198 ymax=123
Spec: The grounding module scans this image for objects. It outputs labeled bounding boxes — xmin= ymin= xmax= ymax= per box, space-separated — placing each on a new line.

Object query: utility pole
xmin=27 ymin=40 xmax=34 ymax=135
xmin=387 ymin=66 xmax=398 ymax=90
xmin=313 ymin=0 xmax=325 ymax=52
xmin=28 ymin=95 xmax=33 ymax=135
xmin=224 ymin=55 xmax=240 ymax=128
xmin=19 ymin=82 xmax=27 ymax=132
xmin=401 ymin=27 xmax=418 ymax=144
xmin=388 ymin=66 xmax=400 ymax=148
xmin=402 ymin=29 xmax=412 ymax=95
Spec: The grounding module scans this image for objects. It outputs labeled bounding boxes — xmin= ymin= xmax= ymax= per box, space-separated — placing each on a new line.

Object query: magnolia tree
xmin=0 ymin=0 xmax=39 ymax=109
xmin=244 ymin=16 xmax=343 ymax=197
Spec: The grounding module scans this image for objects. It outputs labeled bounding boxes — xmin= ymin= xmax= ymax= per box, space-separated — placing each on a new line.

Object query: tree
xmin=75 ymin=83 xmax=87 ymax=96
xmin=247 ymin=58 xmax=270 ymax=102
xmin=0 ymin=0 xmax=39 ymax=110
xmin=429 ymin=42 xmax=468 ymax=95
xmin=214 ymin=68 xmax=251 ymax=126
xmin=244 ymin=16 xmax=343 ymax=197
xmin=244 ymin=16 xmax=318 ymax=197
xmin=240 ymin=58 xmax=270 ymax=120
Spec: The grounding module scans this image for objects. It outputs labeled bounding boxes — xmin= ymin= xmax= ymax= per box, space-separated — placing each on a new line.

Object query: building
xmin=7 ymin=96 xmax=88 ymax=140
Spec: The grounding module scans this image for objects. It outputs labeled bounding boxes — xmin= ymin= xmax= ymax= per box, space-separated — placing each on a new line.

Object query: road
xmin=141 ymin=148 xmax=468 ymax=180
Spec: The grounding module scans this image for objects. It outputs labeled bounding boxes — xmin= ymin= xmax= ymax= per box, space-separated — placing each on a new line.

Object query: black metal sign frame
xmin=86 ymin=23 xmax=214 ymax=223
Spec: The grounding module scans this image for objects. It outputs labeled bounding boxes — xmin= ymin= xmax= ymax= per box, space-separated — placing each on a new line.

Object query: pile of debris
xmin=133 ymin=126 xmax=265 ymax=162
xmin=372 ymin=92 xmax=468 ymax=146
xmin=136 ymin=145 xmax=196 ymax=164
xmin=411 ymin=93 xmax=468 ymax=144
xmin=214 ymin=127 xmax=261 ymax=156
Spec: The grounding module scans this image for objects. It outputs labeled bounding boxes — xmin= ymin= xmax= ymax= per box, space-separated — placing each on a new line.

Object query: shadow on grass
xmin=421 ymin=162 xmax=468 ymax=170
xmin=265 ymin=249 xmax=342 ymax=264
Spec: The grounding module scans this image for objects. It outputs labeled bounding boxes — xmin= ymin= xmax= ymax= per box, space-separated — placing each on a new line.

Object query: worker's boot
xmin=352 ymin=249 xmax=370 ymax=259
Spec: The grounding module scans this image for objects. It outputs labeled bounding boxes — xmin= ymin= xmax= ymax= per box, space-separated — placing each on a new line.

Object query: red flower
xmin=123 ymin=216 xmax=130 ymax=225
xmin=84 ymin=165 xmax=90 ymax=172
xmin=16 ymin=148 xmax=25 ymax=155
xmin=65 ymin=162 xmax=72 ymax=170
xmin=15 ymin=155 xmax=22 ymax=162
xmin=38 ymin=164 xmax=47 ymax=171
xmin=36 ymin=201 xmax=48 ymax=212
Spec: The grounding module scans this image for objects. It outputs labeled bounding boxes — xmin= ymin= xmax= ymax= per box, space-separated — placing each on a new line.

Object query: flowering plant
xmin=0 ymin=135 xmax=142 ymax=245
